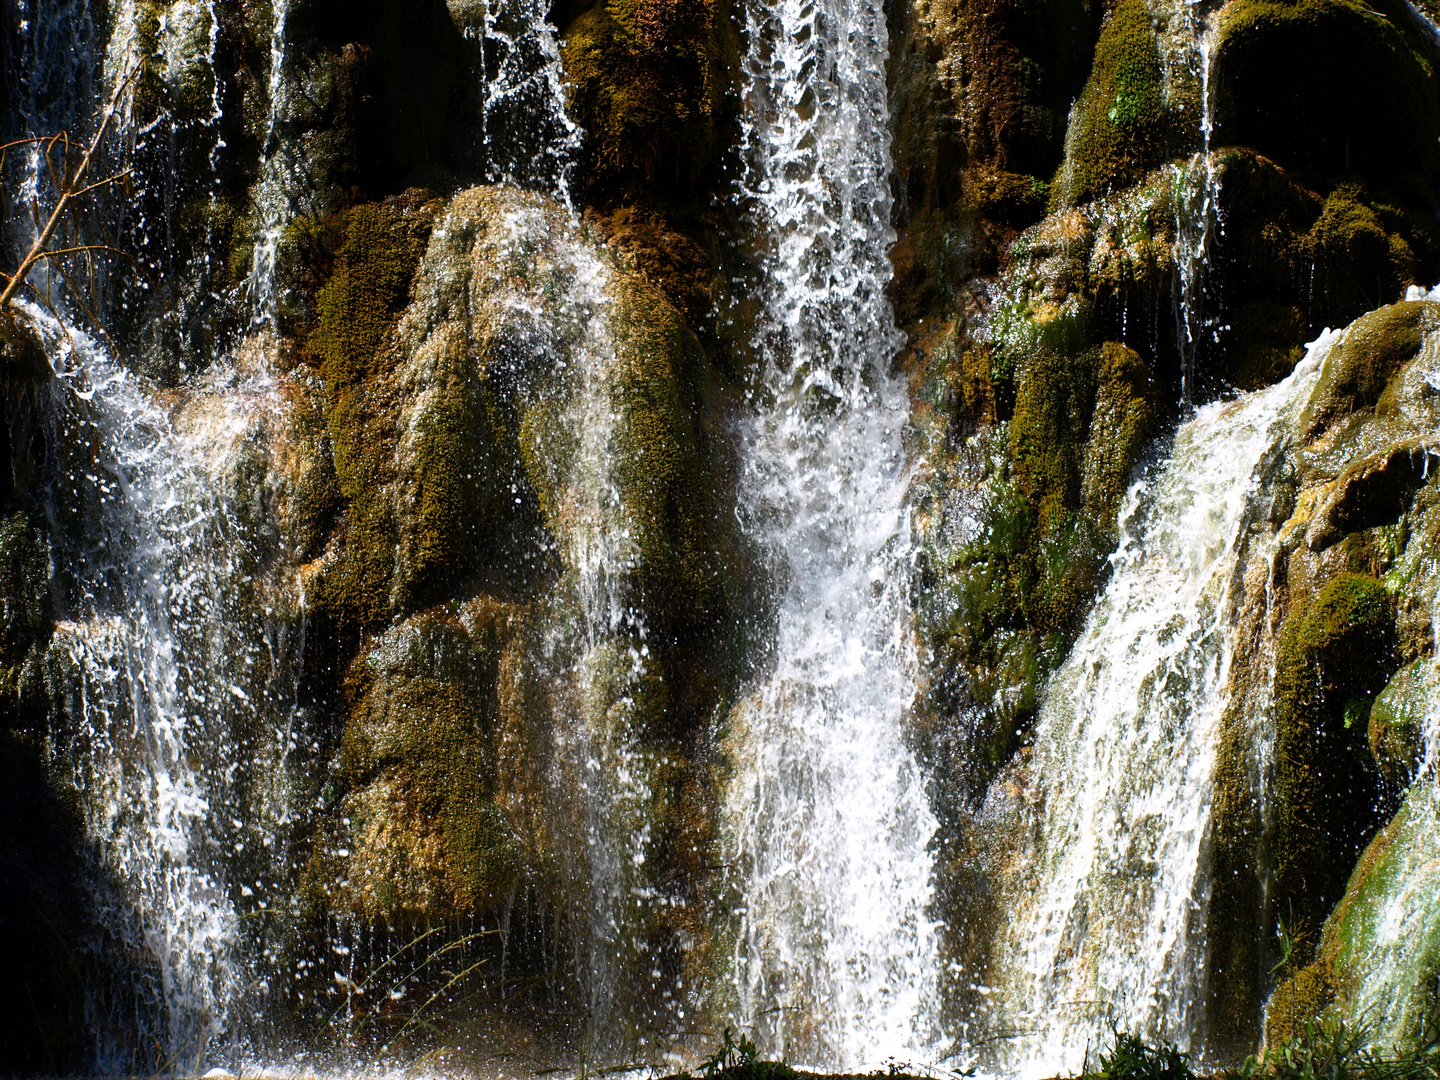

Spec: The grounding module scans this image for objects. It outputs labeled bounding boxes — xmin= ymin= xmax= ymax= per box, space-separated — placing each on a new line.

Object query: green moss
xmin=1268 ymin=961 xmax=1337 ymax=1046
xmin=1302 ymin=301 xmax=1434 ymax=438
xmin=306 ymin=194 xmax=440 ymax=628
xmin=1316 ymin=787 xmax=1440 ymax=1048
xmin=1219 ymin=303 xmax=1308 ymax=392
xmin=607 ymin=274 xmax=722 ymax=619
xmin=921 ymin=341 xmax=1151 ymax=803
xmin=1299 ymin=187 xmax=1432 ymax=327
xmin=1367 ymin=660 xmax=1433 ymax=792
xmin=1081 ymin=342 xmax=1154 ymax=538
xmin=320 ymin=612 xmax=525 ymax=919
xmin=1273 ymin=571 xmax=1398 ymax=945
xmin=309 ymin=200 xmax=433 ymax=391
xmin=969 ymin=168 xmax=1051 ymax=229
xmin=392 ymin=326 xmax=499 ymax=608
xmin=561 ymin=0 xmax=738 ymax=192
xmin=1010 ymin=341 xmax=1151 ymax=538
xmin=1051 ymin=0 xmax=1182 ymax=207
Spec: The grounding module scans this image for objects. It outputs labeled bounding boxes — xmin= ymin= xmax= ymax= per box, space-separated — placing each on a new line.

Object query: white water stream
xmin=458 ymin=0 xmax=581 ymax=201
xmin=23 ymin=305 xmax=302 ymax=1069
xmin=979 ymin=334 xmax=1334 ymax=1077
xmin=248 ymin=0 xmax=293 ymax=324
xmin=721 ymin=0 xmax=941 ymax=1065
xmin=1171 ymin=4 xmax=1221 ymax=403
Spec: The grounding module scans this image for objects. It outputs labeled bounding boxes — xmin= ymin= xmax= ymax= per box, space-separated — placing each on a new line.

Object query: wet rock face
xmin=11 ymin=0 xmax=1440 ymax=1061
xmin=280 ymin=183 xmax=748 ymax=1038
xmin=895 ymin=0 xmax=1440 ymax=1051
xmin=1213 ymin=0 xmax=1440 ymax=189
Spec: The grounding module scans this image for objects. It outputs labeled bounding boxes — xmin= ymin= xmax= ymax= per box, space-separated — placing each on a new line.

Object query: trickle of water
xmin=455 ymin=0 xmax=581 ymax=201
xmin=977 ymin=333 xmax=1335 ymax=1078
xmin=1 ymin=0 xmax=98 ymax=304
xmin=422 ymin=193 xmax=673 ymax=1054
xmin=247 ymin=0 xmax=294 ymax=324
xmin=721 ymin=0 xmax=941 ymax=1065
xmin=1172 ymin=3 xmax=1222 ymax=404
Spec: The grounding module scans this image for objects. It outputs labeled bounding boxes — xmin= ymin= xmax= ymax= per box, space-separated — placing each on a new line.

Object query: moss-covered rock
xmin=560 ymin=0 xmax=738 ymax=195
xmin=1318 ymin=780 xmax=1440 ymax=1051
xmin=309 ymin=607 xmax=523 ymax=921
xmin=392 ymin=185 xmax=740 ymax=643
xmin=1267 ymin=958 xmax=1337 ymax=1045
xmin=914 ymin=337 xmax=1153 ymax=820
xmin=1272 ymin=571 xmax=1398 ymax=946
xmin=304 ymin=191 xmax=441 ymax=628
xmin=1305 ymin=437 xmax=1439 ymax=551
xmin=886 ymin=0 xmax=1099 ymax=304
xmin=1011 ymin=340 xmax=1153 ymax=538
xmin=1050 ymin=0 xmax=1193 ymax=208
xmin=1301 ymin=301 xmax=1438 ymax=438
xmin=1367 ymin=659 xmax=1435 ymax=792
xmin=1213 ymin=0 xmax=1440 ymax=192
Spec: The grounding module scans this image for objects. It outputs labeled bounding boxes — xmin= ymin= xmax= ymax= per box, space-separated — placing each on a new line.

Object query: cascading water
xmin=22 ymin=305 xmax=311 ymax=1069
xmin=516 ymin=209 xmax=670 ymax=1053
xmin=455 ymin=0 xmax=581 ymax=199
xmin=1171 ymin=4 xmax=1222 ymax=403
xmin=975 ymin=333 xmax=1334 ymax=1077
xmin=720 ymin=0 xmax=941 ymax=1065
xmin=247 ymin=0 xmax=293 ymax=323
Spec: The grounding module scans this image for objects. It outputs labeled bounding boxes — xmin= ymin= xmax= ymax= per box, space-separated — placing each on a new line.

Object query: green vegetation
xmin=1273 ymin=572 xmax=1397 ymax=951
xmin=1213 ymin=0 xmax=1440 ymax=191
xmin=305 ymin=194 xmax=439 ymax=628
xmin=1051 ymin=0 xmax=1185 ymax=207
xmin=1302 ymin=302 xmax=1434 ymax=438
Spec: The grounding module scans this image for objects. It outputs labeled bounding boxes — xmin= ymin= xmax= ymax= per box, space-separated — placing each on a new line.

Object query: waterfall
xmin=975 ymin=333 xmax=1334 ymax=1077
xmin=456 ymin=0 xmax=581 ymax=201
xmin=532 ymin=213 xmax=664 ymax=1052
xmin=720 ymin=0 xmax=941 ymax=1065
xmin=25 ymin=306 xmax=241 ymax=1068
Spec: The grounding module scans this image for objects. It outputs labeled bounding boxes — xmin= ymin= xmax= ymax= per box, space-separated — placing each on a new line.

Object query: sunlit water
xmin=719 ymin=0 xmax=942 ymax=1065
xmin=977 ymin=334 xmax=1334 ymax=1077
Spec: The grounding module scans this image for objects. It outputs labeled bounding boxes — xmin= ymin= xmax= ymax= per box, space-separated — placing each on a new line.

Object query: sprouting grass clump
xmin=1089 ymin=1021 xmax=1440 ymax=1080
xmin=686 ymin=1028 xmax=797 ymax=1080
xmin=1223 ymin=1018 xmax=1440 ymax=1080
xmin=1089 ymin=1031 xmax=1195 ymax=1080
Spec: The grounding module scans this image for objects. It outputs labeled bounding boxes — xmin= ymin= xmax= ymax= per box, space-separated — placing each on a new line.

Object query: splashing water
xmin=412 ymin=191 xmax=676 ymax=1055
xmin=24 ymin=305 xmax=243 ymax=1068
xmin=1339 ymin=678 xmax=1440 ymax=1051
xmin=1 ymin=0 xmax=98 ymax=306
xmin=247 ymin=0 xmax=293 ymax=324
xmin=455 ymin=0 xmax=581 ymax=201
xmin=720 ymin=0 xmax=941 ymax=1065
xmin=976 ymin=333 xmax=1335 ymax=1078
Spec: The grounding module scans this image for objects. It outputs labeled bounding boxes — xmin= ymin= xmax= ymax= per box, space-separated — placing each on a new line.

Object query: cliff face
xmin=2 ymin=0 xmax=1440 ymax=1070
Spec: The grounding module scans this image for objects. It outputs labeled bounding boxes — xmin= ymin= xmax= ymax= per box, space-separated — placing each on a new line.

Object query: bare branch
xmin=1 ymin=58 xmax=146 ymax=309
xmin=34 ymin=243 xmax=145 ymax=267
